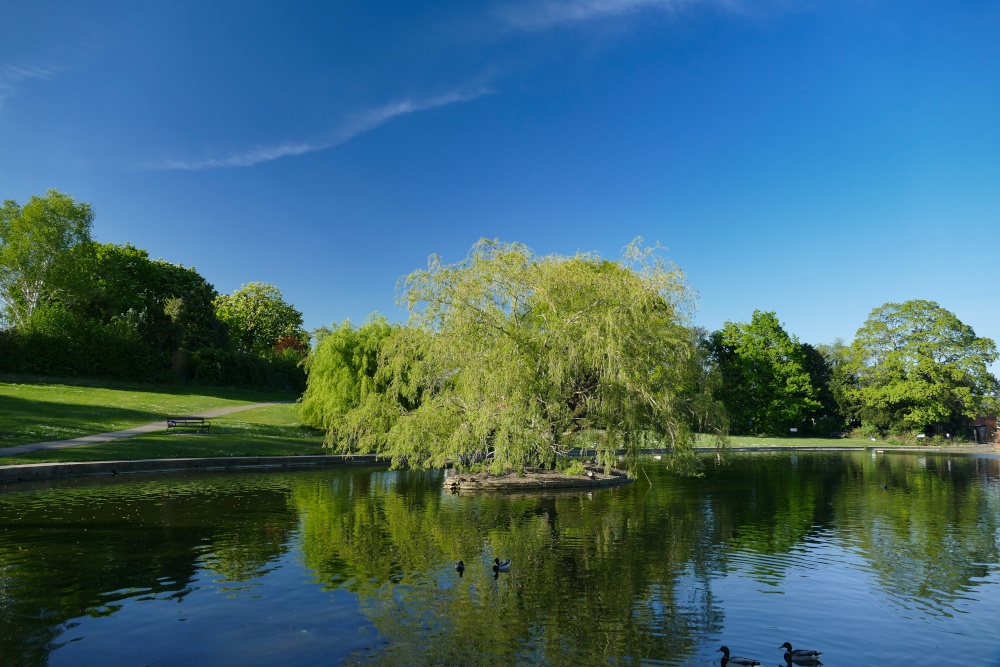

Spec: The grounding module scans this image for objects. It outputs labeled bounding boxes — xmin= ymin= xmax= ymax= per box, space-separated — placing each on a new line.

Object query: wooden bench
xmin=166 ymin=416 xmax=211 ymax=432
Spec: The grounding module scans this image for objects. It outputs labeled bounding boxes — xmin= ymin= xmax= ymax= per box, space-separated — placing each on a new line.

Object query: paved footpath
xmin=0 ymin=402 xmax=287 ymax=457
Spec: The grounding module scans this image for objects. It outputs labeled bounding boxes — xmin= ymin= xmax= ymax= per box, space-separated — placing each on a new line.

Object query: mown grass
xmin=721 ymin=434 xmax=874 ymax=448
xmin=0 ymin=374 xmax=300 ymax=448
xmin=703 ymin=434 xmax=974 ymax=448
xmin=0 ymin=403 xmax=326 ymax=465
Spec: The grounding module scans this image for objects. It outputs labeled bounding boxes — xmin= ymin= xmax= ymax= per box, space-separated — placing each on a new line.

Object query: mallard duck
xmin=717 ymin=646 xmax=760 ymax=666
xmin=493 ymin=558 xmax=511 ymax=572
xmin=779 ymin=642 xmax=822 ymax=664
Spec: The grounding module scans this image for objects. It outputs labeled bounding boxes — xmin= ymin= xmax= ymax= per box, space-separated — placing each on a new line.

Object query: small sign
xmin=789 ymin=428 xmax=798 ymax=433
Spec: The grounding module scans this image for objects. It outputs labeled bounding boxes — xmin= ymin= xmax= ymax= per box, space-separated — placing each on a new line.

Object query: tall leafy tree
xmin=74 ymin=243 xmax=209 ymax=317
xmin=814 ymin=338 xmax=854 ymax=429
xmin=800 ymin=342 xmax=847 ymax=433
xmin=214 ymin=282 xmax=304 ymax=355
xmin=164 ymin=282 xmax=229 ymax=350
xmin=0 ymin=190 xmax=94 ymax=327
xmin=298 ymin=315 xmax=400 ymax=440
xmin=705 ymin=310 xmax=820 ymax=435
xmin=325 ymin=239 xmax=724 ymax=473
xmin=844 ymin=300 xmax=998 ymax=434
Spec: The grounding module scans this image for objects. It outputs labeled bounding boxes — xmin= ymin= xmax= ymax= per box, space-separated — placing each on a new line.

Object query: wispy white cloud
xmin=0 ymin=62 xmax=60 ymax=107
xmin=153 ymin=87 xmax=493 ymax=171
xmin=497 ymin=0 xmax=732 ymax=31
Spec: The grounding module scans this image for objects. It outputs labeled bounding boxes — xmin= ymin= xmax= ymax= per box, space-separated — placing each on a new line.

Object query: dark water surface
xmin=2 ymin=452 xmax=999 ymax=666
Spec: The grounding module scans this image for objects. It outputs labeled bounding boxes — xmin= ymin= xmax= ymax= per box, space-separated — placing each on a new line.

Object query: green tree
xmin=815 ymin=338 xmax=854 ymax=429
xmin=844 ymin=300 xmax=998 ymax=435
xmin=800 ymin=342 xmax=847 ymax=433
xmin=298 ymin=315 xmax=400 ymax=440
xmin=163 ymin=282 xmax=229 ymax=350
xmin=74 ymin=243 xmax=208 ymax=318
xmin=705 ymin=310 xmax=820 ymax=436
xmin=0 ymin=190 xmax=94 ymax=327
xmin=328 ymin=239 xmax=724 ymax=474
xmin=214 ymin=282 xmax=304 ymax=355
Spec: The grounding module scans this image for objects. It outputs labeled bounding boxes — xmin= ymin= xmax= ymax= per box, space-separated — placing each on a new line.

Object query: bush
xmin=0 ymin=304 xmax=167 ymax=380
xmin=852 ymin=423 xmax=880 ymax=440
xmin=190 ymin=347 xmax=306 ymax=392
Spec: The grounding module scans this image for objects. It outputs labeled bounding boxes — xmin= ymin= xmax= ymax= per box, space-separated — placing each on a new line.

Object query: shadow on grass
xmin=0 ymin=394 xmax=172 ymax=446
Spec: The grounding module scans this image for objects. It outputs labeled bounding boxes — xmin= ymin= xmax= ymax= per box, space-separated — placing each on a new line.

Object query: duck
xmin=493 ymin=558 xmax=511 ymax=573
xmin=717 ymin=646 xmax=760 ymax=666
xmin=455 ymin=560 xmax=465 ymax=573
xmin=779 ymin=642 xmax=822 ymax=665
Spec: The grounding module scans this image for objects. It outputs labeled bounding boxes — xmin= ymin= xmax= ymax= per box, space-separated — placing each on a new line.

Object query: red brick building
xmin=972 ymin=415 xmax=998 ymax=443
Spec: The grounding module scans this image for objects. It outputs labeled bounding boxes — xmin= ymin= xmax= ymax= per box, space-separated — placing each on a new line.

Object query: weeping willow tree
xmin=316 ymin=239 xmax=725 ymax=474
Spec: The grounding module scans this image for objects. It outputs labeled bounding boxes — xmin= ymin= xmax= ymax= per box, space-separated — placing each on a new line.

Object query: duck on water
xmin=717 ymin=646 xmax=760 ymax=666
xmin=779 ymin=642 xmax=822 ymax=665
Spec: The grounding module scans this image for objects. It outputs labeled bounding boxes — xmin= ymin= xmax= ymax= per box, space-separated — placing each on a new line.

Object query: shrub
xmin=190 ymin=347 xmax=305 ymax=392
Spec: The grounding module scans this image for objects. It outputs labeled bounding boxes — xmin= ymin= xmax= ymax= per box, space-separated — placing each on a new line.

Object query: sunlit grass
xmin=0 ymin=404 xmax=325 ymax=465
xmin=0 ymin=373 xmax=300 ymax=448
xmin=720 ymin=434 xmax=874 ymax=448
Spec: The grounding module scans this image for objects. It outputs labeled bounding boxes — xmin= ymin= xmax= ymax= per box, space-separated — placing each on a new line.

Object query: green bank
xmin=0 ymin=375 xmax=319 ymax=459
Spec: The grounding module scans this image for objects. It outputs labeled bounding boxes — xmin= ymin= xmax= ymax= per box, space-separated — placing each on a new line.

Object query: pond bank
xmin=2 ymin=445 xmax=995 ymax=484
xmin=0 ymin=454 xmax=381 ymax=484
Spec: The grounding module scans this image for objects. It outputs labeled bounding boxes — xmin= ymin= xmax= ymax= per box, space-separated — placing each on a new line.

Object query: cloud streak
xmin=496 ymin=0 xmax=731 ymax=31
xmin=154 ymin=88 xmax=493 ymax=171
xmin=0 ymin=62 xmax=59 ymax=107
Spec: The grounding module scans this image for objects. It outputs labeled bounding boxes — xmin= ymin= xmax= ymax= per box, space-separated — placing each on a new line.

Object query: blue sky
xmin=1 ymin=0 xmax=998 ymax=353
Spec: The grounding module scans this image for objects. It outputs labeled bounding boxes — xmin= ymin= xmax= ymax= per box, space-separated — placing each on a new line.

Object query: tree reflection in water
xmin=1 ymin=452 xmax=999 ymax=666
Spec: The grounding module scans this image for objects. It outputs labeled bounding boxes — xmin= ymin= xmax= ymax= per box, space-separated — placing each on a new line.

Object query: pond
xmin=1 ymin=451 xmax=999 ymax=666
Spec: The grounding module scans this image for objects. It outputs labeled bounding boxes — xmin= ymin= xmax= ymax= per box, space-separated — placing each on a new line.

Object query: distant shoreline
xmin=2 ymin=444 xmax=996 ymax=486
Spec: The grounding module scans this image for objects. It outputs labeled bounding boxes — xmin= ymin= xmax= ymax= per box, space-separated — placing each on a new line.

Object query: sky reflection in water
xmin=1 ymin=452 xmax=999 ymax=666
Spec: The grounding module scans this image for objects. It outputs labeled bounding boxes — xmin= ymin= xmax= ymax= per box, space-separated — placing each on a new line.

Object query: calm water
xmin=2 ymin=452 xmax=999 ymax=666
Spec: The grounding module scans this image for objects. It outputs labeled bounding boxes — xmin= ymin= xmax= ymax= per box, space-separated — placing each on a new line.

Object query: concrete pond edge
xmin=0 ymin=454 xmax=383 ymax=484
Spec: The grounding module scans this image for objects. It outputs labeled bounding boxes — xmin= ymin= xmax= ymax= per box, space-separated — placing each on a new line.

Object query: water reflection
xmin=1 ymin=453 xmax=999 ymax=665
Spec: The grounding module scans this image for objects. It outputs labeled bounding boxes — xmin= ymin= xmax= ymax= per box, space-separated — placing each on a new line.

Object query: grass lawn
xmin=721 ymin=434 xmax=874 ymax=448
xmin=0 ymin=374 xmax=301 ymax=448
xmin=0 ymin=403 xmax=326 ymax=465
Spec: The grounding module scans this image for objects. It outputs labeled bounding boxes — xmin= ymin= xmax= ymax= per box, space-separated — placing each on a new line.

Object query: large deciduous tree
xmin=0 ymin=190 xmax=94 ymax=327
xmin=298 ymin=315 xmax=404 ymax=440
xmin=214 ymin=282 xmax=304 ymax=356
xmin=322 ymin=239 xmax=725 ymax=474
xmin=705 ymin=310 xmax=820 ymax=435
xmin=844 ymin=300 xmax=998 ymax=434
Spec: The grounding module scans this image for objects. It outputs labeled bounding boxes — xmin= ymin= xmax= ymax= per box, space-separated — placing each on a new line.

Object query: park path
xmin=0 ymin=402 xmax=287 ymax=457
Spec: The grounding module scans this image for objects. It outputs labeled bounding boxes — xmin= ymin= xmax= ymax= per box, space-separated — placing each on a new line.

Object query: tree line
xmin=5 ymin=190 xmax=995 ymax=461
xmin=300 ymin=239 xmax=998 ymax=473
xmin=0 ymin=189 xmax=308 ymax=389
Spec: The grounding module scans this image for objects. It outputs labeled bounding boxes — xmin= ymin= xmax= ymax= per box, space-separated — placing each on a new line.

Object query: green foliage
xmin=71 ymin=243 xmax=201 ymax=317
xmin=214 ymin=281 xmax=305 ymax=356
xmin=0 ymin=302 xmax=165 ymax=380
xmin=705 ymin=310 xmax=821 ymax=436
xmin=844 ymin=300 xmax=998 ymax=435
xmin=190 ymin=347 xmax=306 ymax=392
xmin=0 ymin=189 xmax=94 ymax=327
xmin=164 ymin=281 xmax=229 ymax=350
xmin=799 ymin=342 xmax=847 ymax=433
xmin=322 ymin=239 xmax=725 ymax=474
xmin=73 ymin=243 xmax=228 ymax=352
xmin=298 ymin=315 xmax=399 ymax=441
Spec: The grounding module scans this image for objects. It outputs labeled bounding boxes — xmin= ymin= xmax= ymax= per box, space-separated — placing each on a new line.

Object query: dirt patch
xmin=444 ymin=465 xmax=632 ymax=493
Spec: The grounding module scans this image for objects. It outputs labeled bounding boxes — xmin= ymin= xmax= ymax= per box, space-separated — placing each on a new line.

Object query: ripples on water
xmin=2 ymin=453 xmax=1000 ymax=666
